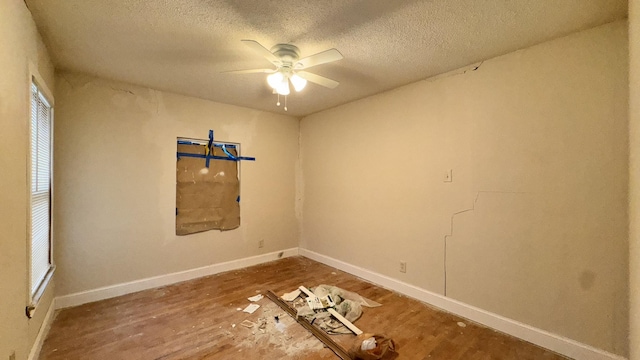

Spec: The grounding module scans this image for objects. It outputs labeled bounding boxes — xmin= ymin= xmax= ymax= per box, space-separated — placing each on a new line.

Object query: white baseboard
xmin=298 ymin=248 xmax=626 ymax=360
xmin=55 ymin=248 xmax=299 ymax=309
xmin=28 ymin=298 xmax=56 ymax=360
xmin=51 ymin=247 xmax=625 ymax=360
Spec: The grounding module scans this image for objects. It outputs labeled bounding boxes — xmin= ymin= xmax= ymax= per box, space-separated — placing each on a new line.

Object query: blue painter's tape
xmin=206 ymin=130 xmax=215 ymax=168
xmin=175 ymin=152 xmax=255 ymax=162
xmin=178 ymin=140 xmax=236 ymax=149
xmin=222 ymin=144 xmax=238 ymax=160
xmin=176 ymin=130 xmax=255 ymax=164
xmin=212 ymin=143 xmax=237 ymax=149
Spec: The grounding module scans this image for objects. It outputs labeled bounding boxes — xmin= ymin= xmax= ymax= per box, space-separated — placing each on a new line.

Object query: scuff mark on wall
xmin=579 ymin=270 xmax=597 ymax=290
xmin=443 ymin=190 xmax=530 ymax=296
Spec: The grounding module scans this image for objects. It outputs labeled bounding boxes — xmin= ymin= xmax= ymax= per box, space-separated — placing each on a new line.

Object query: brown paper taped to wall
xmin=176 ymin=144 xmax=240 ymax=235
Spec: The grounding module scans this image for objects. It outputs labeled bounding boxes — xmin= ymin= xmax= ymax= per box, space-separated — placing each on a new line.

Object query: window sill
xmin=27 ymin=265 xmax=55 ymax=318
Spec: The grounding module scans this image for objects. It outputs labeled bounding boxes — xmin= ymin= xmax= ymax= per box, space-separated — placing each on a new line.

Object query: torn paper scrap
xmin=240 ymin=320 xmax=255 ymax=328
xmin=243 ymin=304 xmax=260 ymax=314
xmin=248 ymin=294 xmax=264 ymax=302
xmin=281 ymin=289 xmax=301 ymax=301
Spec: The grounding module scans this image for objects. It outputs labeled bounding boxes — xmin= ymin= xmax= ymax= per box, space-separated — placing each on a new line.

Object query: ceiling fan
xmin=224 ymin=40 xmax=343 ymax=110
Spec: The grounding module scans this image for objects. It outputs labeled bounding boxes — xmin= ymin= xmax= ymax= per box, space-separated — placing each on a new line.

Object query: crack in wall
xmin=295 ymin=128 xmax=305 ymax=246
xmin=153 ymin=89 xmax=160 ymax=115
xmin=108 ymin=86 xmax=135 ymax=96
xmin=443 ymin=190 xmax=529 ymax=296
xmin=58 ymin=73 xmax=76 ymax=89
xmin=465 ymin=61 xmax=484 ymax=74
xmin=425 ymin=60 xmax=484 ymax=83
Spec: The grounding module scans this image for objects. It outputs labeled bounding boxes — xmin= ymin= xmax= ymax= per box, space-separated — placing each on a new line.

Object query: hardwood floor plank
xmin=39 ymin=257 xmax=569 ymax=360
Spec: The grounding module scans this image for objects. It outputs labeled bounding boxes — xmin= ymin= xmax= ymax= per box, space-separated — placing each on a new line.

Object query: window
xmin=30 ymin=80 xmax=53 ymax=301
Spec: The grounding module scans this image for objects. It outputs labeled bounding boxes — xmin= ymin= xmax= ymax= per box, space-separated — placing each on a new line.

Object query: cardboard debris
xmin=306 ymin=296 xmax=325 ymax=310
xmin=306 ymin=294 xmax=336 ymax=310
xmin=243 ymin=304 xmax=260 ymax=314
xmin=176 ymin=144 xmax=240 ymax=235
xmin=265 ymin=290 xmax=352 ymax=360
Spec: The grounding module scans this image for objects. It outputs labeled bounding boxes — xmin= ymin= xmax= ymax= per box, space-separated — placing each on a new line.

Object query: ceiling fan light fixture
xmin=275 ymin=78 xmax=290 ymax=95
xmin=290 ymin=74 xmax=307 ymax=92
xmin=267 ymin=71 xmax=284 ymax=89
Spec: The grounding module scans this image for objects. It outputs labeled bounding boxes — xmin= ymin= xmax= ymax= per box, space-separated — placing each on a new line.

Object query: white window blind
xmin=30 ymin=81 xmax=52 ymax=297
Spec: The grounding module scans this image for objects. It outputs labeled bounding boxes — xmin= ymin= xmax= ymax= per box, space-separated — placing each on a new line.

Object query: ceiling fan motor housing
xmin=271 ymin=43 xmax=300 ymax=69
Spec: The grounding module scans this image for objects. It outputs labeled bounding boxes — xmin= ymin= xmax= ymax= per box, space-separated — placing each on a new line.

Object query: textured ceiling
xmin=26 ymin=0 xmax=627 ymax=117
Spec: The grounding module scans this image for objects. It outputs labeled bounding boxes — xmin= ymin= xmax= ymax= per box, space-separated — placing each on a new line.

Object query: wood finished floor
xmin=39 ymin=257 xmax=569 ymax=360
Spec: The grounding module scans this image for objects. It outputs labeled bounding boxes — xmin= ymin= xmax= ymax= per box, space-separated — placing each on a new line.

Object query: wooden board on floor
xmin=38 ymin=257 xmax=569 ymax=360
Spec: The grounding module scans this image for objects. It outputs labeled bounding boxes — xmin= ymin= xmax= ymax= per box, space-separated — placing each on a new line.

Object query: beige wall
xmin=301 ymin=21 xmax=629 ymax=355
xmin=630 ymin=0 xmax=640 ymax=359
xmin=10 ymin=5 xmax=629 ymax=358
xmin=53 ymin=73 xmax=300 ymax=296
xmin=0 ymin=1 xmax=56 ymax=359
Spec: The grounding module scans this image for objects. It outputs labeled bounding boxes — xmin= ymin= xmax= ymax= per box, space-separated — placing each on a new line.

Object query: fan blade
xmin=241 ymin=40 xmax=281 ymax=66
xmin=295 ymin=49 xmax=343 ymax=69
xmin=222 ymin=68 xmax=275 ymax=74
xmin=296 ymin=71 xmax=339 ymax=89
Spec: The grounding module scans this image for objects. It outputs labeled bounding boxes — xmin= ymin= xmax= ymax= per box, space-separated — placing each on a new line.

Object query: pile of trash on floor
xmin=284 ymin=284 xmax=380 ymax=335
xmin=279 ymin=284 xmax=396 ymax=360
xmin=235 ymin=284 xmax=396 ymax=360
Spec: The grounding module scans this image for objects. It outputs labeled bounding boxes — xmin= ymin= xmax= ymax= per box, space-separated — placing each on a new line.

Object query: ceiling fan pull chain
xmin=284 ymin=95 xmax=288 ymax=111
xmin=277 ymin=93 xmax=281 ymax=107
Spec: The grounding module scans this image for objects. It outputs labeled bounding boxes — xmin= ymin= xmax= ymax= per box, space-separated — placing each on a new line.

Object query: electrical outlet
xmin=258 ymin=239 xmax=264 ymax=248
xmin=444 ymin=169 xmax=453 ymax=182
xmin=9 ymin=351 xmax=16 ymax=360
xmin=400 ymin=261 xmax=407 ymax=273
